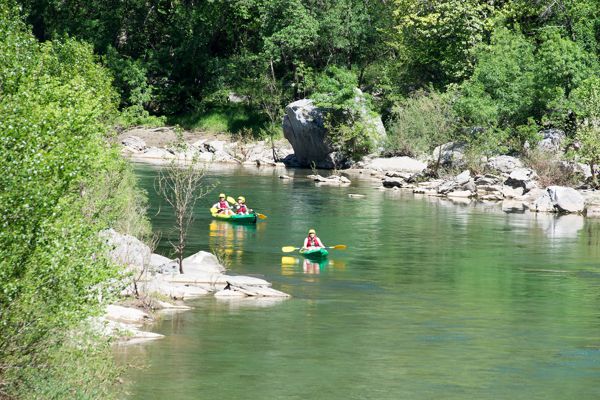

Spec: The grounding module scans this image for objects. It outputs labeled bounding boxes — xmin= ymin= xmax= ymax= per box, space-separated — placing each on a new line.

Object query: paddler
xmin=302 ymin=229 xmax=325 ymax=249
xmin=212 ymin=193 xmax=233 ymax=215
xmin=234 ymin=196 xmax=251 ymax=215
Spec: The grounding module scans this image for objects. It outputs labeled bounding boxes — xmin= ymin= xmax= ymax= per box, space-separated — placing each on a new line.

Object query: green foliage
xmin=386 ymin=90 xmax=457 ymax=158
xmin=534 ymin=28 xmax=596 ymax=125
xmin=392 ymin=0 xmax=499 ymax=88
xmin=168 ymin=104 xmax=268 ymax=135
xmin=0 ymin=4 xmax=148 ymax=398
xmin=571 ymin=76 xmax=600 ymax=183
xmin=455 ymin=26 xmax=536 ymax=130
xmin=312 ymin=66 xmax=379 ymax=160
xmin=13 ymin=0 xmax=600 ymax=163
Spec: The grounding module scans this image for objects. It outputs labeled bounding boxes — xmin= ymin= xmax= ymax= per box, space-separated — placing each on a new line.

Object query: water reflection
xmin=208 ymin=220 xmax=260 ymax=261
xmin=280 ymin=256 xmax=345 ymax=275
xmin=302 ymin=258 xmax=328 ymax=274
xmin=215 ymin=296 xmax=288 ymax=310
xmin=125 ymin=165 xmax=600 ymax=400
xmin=532 ymin=213 xmax=585 ymax=239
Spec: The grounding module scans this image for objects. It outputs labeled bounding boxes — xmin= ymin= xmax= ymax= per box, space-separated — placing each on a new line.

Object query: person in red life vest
xmin=234 ymin=196 xmax=252 ymax=215
xmin=212 ymin=193 xmax=232 ymax=215
xmin=302 ymin=228 xmax=325 ymax=249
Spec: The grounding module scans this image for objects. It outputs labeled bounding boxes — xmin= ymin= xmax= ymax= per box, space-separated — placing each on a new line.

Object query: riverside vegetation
xmin=4 ymin=0 xmax=600 ymax=398
xmin=0 ymin=3 xmax=151 ymax=399
xmin=18 ymin=0 xmax=600 ymax=174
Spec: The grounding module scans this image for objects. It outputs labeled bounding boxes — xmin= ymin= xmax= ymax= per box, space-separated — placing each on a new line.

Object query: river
xmin=119 ymin=164 xmax=600 ymax=399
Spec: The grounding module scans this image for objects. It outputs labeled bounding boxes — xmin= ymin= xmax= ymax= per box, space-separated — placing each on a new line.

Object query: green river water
xmin=120 ymin=164 xmax=600 ymax=399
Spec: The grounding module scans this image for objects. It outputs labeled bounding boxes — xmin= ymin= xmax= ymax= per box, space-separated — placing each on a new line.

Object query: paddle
xmin=281 ymin=244 xmax=347 ymax=253
xmin=227 ymin=196 xmax=267 ymax=219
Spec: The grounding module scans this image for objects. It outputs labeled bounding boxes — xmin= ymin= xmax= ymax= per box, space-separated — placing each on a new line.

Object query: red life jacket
xmin=237 ymin=204 xmax=247 ymax=214
xmin=306 ymin=236 xmax=321 ymax=247
xmin=218 ymin=200 xmax=229 ymax=209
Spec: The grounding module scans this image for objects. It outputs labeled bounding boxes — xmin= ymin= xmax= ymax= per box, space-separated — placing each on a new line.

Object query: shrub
xmin=523 ymin=149 xmax=579 ymax=187
xmin=312 ymin=66 xmax=380 ymax=160
xmin=386 ymin=89 xmax=457 ymax=159
xmin=0 ymin=4 xmax=148 ymax=398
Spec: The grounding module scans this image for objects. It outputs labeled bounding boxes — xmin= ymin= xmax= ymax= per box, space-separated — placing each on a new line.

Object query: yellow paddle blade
xmin=227 ymin=196 xmax=236 ymax=204
xmin=281 ymin=256 xmax=297 ymax=265
xmin=281 ymin=246 xmax=298 ymax=253
xmin=330 ymin=244 xmax=347 ymax=250
xmin=256 ymin=213 xmax=267 ymax=219
xmin=209 ymin=207 xmax=218 ymax=216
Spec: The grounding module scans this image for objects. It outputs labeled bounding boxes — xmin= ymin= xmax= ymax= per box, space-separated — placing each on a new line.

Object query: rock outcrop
xmin=100 ymin=229 xmax=151 ymax=273
xmin=363 ymin=157 xmax=427 ymax=174
xmin=282 ymin=92 xmax=386 ymax=168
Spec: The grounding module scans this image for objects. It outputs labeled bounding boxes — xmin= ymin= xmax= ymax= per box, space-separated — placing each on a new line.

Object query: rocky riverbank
xmin=98 ymin=228 xmax=290 ymax=344
xmin=118 ymin=127 xmax=293 ymax=167
xmin=357 ymin=153 xmax=600 ymax=217
xmin=118 ymin=126 xmax=600 ymax=218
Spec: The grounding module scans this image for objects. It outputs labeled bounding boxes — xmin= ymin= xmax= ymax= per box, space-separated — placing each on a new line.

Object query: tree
xmin=312 ymin=66 xmax=380 ymax=161
xmin=156 ymin=149 xmax=213 ymax=273
xmin=571 ymin=76 xmax=600 ymax=184
xmin=391 ymin=0 xmax=499 ymax=89
xmin=388 ymin=89 xmax=457 ymax=172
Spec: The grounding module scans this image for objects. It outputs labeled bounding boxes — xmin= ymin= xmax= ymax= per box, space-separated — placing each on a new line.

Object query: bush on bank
xmin=0 ymin=3 xmax=149 ymax=398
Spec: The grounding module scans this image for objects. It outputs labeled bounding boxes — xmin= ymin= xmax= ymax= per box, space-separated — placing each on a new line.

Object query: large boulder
xmin=504 ymin=168 xmax=538 ymax=192
xmin=100 ymin=229 xmax=151 ymax=272
xmin=547 ymin=186 xmax=584 ymax=213
xmin=486 ymin=155 xmax=523 ymax=174
xmin=282 ymin=93 xmax=386 ymax=168
xmin=282 ymin=99 xmax=331 ymax=167
xmin=432 ymin=142 xmax=466 ymax=167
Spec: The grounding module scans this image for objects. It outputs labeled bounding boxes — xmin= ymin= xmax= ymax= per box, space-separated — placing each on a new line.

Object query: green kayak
xmin=299 ymin=248 xmax=329 ymax=260
xmin=210 ymin=208 xmax=257 ymax=224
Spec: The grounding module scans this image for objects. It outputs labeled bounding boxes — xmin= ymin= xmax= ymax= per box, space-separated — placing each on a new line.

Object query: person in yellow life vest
xmin=302 ymin=229 xmax=325 ymax=249
xmin=212 ymin=193 xmax=232 ymax=215
xmin=234 ymin=196 xmax=251 ymax=215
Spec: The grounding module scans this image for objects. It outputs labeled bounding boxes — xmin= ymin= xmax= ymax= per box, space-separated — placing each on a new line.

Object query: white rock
xmin=180 ymin=251 xmax=226 ymax=274
xmin=309 ymin=174 xmax=351 ymax=185
xmin=533 ymin=192 xmax=556 ymax=212
xmin=205 ymin=140 xmax=226 ymax=153
xmin=224 ymin=275 xmax=271 ymax=287
xmin=105 ymin=305 xmax=151 ymax=324
xmin=155 ymin=300 xmax=192 ymax=310
xmin=505 ymin=168 xmax=538 ymax=192
xmin=364 ymin=157 xmax=427 ymax=173
xmin=121 ymin=135 xmax=146 ymax=152
xmin=537 ymin=129 xmax=565 ymax=152
xmin=382 ymin=177 xmax=406 ymax=188
xmin=487 ymin=155 xmax=523 ymax=174
xmin=100 ymin=229 xmax=151 ymax=272
xmin=432 ymin=142 xmax=466 ymax=166
xmin=150 ymin=253 xmax=171 ymax=269
xmin=447 ymin=190 xmax=473 ymax=198
xmin=437 ymin=180 xmax=457 ymax=194
xmin=586 ymin=205 xmax=600 ymax=217
xmin=455 ymin=170 xmax=471 ymax=185
xmin=138 ymin=147 xmax=176 ymax=160
xmin=501 ymin=185 xmax=524 ymax=199
xmin=547 ymin=186 xmax=585 ymax=213
xmin=214 ymin=289 xmax=247 ymax=298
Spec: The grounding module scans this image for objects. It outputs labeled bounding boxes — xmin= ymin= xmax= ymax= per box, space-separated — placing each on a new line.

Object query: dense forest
xmin=18 ymin=0 xmax=600 ymax=164
xmin=2 ymin=0 xmax=600 ymax=398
